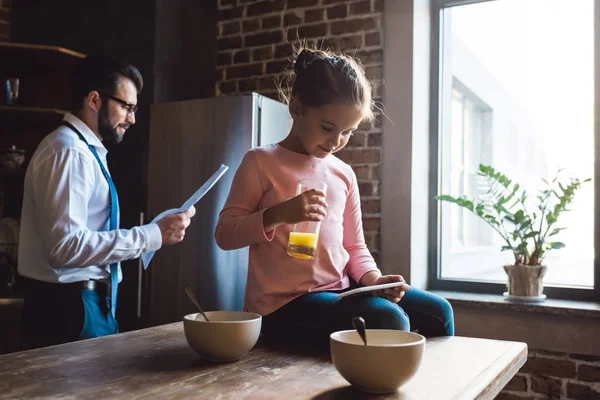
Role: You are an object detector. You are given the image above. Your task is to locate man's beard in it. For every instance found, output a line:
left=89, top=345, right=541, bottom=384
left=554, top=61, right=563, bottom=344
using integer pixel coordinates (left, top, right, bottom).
left=98, top=107, right=124, bottom=144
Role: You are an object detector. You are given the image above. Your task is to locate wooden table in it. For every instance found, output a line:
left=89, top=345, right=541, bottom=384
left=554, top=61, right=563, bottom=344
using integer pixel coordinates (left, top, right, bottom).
left=0, top=323, right=527, bottom=400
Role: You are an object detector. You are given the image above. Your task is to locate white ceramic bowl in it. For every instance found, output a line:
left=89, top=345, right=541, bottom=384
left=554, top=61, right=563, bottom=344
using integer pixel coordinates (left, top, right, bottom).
left=330, top=330, right=425, bottom=393
left=183, top=311, right=262, bottom=361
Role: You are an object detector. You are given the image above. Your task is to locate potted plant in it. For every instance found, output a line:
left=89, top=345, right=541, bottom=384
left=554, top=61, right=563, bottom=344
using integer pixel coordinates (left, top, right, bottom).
left=436, top=165, right=590, bottom=300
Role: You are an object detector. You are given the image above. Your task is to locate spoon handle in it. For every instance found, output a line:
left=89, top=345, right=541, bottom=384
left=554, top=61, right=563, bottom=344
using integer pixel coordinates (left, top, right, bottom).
left=185, top=286, right=210, bottom=322
left=352, top=316, right=368, bottom=346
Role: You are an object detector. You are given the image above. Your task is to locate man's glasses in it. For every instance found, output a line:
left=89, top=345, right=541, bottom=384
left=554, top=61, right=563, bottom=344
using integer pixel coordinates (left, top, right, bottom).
left=101, top=93, right=138, bottom=115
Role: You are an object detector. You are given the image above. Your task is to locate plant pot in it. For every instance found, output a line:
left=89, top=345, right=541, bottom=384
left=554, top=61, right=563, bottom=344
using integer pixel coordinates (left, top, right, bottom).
left=503, top=264, right=547, bottom=297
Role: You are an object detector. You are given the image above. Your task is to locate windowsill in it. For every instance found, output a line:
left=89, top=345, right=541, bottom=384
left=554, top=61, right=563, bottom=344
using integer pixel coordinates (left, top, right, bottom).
left=431, top=290, right=600, bottom=318
left=430, top=291, right=600, bottom=356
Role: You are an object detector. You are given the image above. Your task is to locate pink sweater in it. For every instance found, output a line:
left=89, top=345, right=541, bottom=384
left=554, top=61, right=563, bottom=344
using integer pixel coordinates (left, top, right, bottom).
left=215, top=144, right=379, bottom=316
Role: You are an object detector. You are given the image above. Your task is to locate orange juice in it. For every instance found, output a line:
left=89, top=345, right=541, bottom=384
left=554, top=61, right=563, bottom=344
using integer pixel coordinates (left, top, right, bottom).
left=287, top=232, right=319, bottom=259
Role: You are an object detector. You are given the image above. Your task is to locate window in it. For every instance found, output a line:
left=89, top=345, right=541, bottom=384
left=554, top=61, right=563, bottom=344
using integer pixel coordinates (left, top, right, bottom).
left=431, top=0, right=597, bottom=299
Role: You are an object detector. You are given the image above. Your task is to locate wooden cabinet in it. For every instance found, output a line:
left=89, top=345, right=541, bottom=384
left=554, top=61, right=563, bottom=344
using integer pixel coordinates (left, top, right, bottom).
left=0, top=43, right=84, bottom=354
left=0, top=42, right=84, bottom=219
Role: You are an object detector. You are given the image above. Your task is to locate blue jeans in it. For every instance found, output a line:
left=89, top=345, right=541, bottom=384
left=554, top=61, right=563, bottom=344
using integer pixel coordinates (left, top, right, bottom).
left=261, top=287, right=454, bottom=349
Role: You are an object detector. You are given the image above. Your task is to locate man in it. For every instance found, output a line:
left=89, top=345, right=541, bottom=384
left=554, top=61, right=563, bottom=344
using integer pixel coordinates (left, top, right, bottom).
left=18, top=55, right=195, bottom=349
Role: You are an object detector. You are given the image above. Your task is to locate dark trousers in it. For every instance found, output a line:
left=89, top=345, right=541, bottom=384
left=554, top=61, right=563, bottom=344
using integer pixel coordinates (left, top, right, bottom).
left=261, top=287, right=454, bottom=350
left=20, top=277, right=118, bottom=350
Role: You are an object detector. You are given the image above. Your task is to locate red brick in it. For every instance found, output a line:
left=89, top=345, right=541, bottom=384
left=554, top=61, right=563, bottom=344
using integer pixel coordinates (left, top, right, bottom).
left=358, top=120, right=372, bottom=131
left=253, top=46, right=274, bottom=61
left=567, top=382, right=600, bottom=400
left=305, top=9, right=324, bottom=23
left=260, top=90, right=280, bottom=100
left=338, top=35, right=363, bottom=51
left=215, top=68, right=224, bottom=82
left=571, top=354, right=600, bottom=362
left=219, top=6, right=244, bottom=20
left=284, top=12, right=302, bottom=26
left=234, top=50, right=250, bottom=64
left=266, top=60, right=288, bottom=74
left=359, top=180, right=374, bottom=196
left=217, top=52, right=232, bottom=66
left=373, top=233, right=380, bottom=250
left=374, top=0, right=382, bottom=12
left=521, top=358, right=576, bottom=378
left=362, top=217, right=380, bottom=231
left=238, top=79, right=258, bottom=92
left=327, top=4, right=347, bottom=19
left=323, top=0, right=348, bottom=4
left=258, top=76, right=278, bottom=90
left=243, top=19, right=261, bottom=33
left=366, top=66, right=383, bottom=80
left=245, top=30, right=283, bottom=47
left=371, top=165, right=381, bottom=180
left=227, top=63, right=264, bottom=79
left=368, top=133, right=381, bottom=147
left=347, top=132, right=366, bottom=147
left=365, top=32, right=380, bottom=47
left=239, top=0, right=260, bottom=3
left=218, top=36, right=242, bottom=50
left=343, top=148, right=379, bottom=163
left=221, top=20, right=240, bottom=36
left=262, top=15, right=281, bottom=30
left=287, top=0, right=319, bottom=8
left=274, top=43, right=294, bottom=59
left=219, top=0, right=236, bottom=6
left=531, top=375, right=562, bottom=398
left=318, top=37, right=338, bottom=50
left=355, top=49, right=383, bottom=65
left=219, top=80, right=237, bottom=94
left=361, top=198, right=380, bottom=214
left=578, top=364, right=600, bottom=382
left=247, top=0, right=285, bottom=16
left=350, top=1, right=371, bottom=15
left=289, top=23, right=329, bottom=40
left=331, top=17, right=378, bottom=35
left=353, top=165, right=370, bottom=180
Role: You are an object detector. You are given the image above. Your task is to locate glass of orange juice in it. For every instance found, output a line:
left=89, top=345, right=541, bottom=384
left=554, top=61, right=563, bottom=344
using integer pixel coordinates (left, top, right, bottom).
left=287, top=179, right=327, bottom=260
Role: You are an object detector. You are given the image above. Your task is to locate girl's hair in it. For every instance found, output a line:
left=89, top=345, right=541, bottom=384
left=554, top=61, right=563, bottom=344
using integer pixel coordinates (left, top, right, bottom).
left=277, top=44, right=374, bottom=122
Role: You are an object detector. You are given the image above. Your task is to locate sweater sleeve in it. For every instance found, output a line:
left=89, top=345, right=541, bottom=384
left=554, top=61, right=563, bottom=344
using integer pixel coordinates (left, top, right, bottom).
left=215, top=151, right=275, bottom=250
left=342, top=169, right=380, bottom=283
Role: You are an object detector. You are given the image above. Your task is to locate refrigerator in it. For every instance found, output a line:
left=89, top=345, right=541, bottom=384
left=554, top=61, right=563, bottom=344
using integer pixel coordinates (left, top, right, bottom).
left=145, top=93, right=291, bottom=326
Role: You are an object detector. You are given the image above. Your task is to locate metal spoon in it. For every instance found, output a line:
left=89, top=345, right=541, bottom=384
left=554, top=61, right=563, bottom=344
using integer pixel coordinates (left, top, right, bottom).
left=184, top=286, right=210, bottom=322
left=352, top=316, right=367, bottom=346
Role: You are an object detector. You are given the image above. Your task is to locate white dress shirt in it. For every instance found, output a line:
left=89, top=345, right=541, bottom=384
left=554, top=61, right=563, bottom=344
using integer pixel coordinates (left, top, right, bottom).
left=18, top=113, right=162, bottom=283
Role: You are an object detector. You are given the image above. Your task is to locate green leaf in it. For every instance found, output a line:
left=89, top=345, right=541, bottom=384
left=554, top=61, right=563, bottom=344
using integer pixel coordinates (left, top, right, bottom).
left=550, top=242, right=566, bottom=249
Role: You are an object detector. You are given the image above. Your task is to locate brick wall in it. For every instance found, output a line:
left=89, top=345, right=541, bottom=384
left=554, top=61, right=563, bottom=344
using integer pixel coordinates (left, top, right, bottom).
left=498, top=350, right=600, bottom=400
left=0, top=0, right=12, bottom=41
left=216, top=0, right=383, bottom=260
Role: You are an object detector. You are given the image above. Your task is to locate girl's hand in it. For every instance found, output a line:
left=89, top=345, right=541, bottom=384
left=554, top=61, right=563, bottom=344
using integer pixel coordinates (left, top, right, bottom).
left=263, top=189, right=327, bottom=231
left=361, top=272, right=410, bottom=303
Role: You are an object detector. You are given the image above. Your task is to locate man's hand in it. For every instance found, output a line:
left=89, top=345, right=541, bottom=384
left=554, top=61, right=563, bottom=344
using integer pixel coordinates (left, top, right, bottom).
left=156, top=206, right=196, bottom=245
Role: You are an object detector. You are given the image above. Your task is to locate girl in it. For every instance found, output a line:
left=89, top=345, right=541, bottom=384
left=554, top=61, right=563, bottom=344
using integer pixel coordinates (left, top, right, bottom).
left=215, top=46, right=454, bottom=348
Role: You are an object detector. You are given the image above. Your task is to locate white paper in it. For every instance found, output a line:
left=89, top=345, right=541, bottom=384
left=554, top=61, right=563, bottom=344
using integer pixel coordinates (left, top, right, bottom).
left=142, top=164, right=229, bottom=269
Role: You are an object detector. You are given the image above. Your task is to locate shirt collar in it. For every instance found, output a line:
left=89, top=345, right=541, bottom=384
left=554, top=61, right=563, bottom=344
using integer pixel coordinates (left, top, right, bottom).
left=63, top=113, right=108, bottom=156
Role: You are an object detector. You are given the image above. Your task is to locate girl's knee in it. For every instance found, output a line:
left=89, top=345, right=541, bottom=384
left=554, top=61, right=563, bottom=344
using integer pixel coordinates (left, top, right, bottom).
left=359, top=299, right=410, bottom=331
left=433, top=296, right=455, bottom=336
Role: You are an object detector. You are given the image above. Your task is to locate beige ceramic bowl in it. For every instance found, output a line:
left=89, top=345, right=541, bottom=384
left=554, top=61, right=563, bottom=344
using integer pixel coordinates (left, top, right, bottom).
left=183, top=311, right=262, bottom=361
left=330, top=330, right=425, bottom=393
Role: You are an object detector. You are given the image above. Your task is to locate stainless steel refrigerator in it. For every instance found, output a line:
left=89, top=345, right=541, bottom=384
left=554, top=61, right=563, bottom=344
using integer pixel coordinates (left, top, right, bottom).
left=145, top=93, right=290, bottom=326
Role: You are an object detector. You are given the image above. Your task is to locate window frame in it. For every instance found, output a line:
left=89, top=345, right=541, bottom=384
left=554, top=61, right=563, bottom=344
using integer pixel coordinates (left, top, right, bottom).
left=428, top=0, right=600, bottom=301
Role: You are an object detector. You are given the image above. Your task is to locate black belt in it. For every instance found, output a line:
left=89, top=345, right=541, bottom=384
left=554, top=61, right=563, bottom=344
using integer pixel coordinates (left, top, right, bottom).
left=21, top=276, right=110, bottom=296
